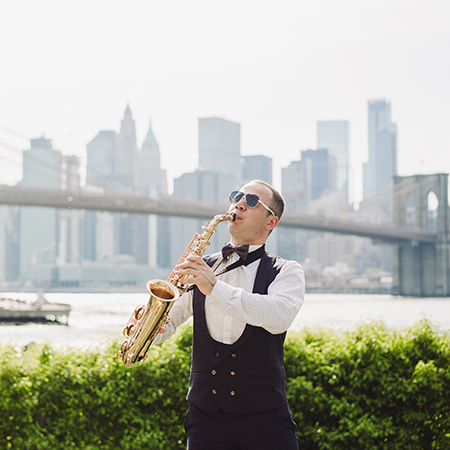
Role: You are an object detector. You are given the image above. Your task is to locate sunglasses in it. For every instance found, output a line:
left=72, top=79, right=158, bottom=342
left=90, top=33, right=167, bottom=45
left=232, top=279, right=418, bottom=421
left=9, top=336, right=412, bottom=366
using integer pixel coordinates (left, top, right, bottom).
left=229, top=191, right=276, bottom=217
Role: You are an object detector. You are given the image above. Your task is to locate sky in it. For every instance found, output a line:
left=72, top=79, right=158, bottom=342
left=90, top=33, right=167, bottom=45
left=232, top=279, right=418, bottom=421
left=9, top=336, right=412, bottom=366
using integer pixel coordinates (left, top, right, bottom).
left=1, top=0, right=449, bottom=203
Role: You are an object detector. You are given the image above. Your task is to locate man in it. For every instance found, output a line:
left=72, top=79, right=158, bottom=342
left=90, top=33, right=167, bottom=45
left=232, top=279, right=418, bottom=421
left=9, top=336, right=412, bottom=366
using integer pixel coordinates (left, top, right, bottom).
left=154, top=180, right=305, bottom=450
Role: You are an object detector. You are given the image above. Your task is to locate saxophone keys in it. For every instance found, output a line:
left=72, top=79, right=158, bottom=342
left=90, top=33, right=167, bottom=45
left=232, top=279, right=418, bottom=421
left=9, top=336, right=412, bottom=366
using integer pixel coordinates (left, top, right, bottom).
left=134, top=305, right=146, bottom=321
left=119, top=340, right=128, bottom=356
left=123, top=323, right=136, bottom=337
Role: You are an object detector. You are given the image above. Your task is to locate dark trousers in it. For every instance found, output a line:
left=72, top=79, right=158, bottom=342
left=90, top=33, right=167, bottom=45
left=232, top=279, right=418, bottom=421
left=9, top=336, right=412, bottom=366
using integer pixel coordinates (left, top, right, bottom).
left=184, top=404, right=299, bottom=450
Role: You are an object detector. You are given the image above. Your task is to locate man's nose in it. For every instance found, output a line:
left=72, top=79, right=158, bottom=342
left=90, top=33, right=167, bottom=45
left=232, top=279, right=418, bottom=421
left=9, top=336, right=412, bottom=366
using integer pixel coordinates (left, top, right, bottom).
left=235, top=196, right=247, bottom=210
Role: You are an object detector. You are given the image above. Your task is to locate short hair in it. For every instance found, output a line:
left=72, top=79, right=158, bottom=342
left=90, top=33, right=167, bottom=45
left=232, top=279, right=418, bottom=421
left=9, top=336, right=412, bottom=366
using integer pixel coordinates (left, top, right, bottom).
left=252, top=180, right=285, bottom=219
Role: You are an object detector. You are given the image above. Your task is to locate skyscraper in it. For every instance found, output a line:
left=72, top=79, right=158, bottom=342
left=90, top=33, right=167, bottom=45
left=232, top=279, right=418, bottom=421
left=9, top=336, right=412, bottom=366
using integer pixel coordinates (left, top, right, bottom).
left=242, top=155, right=273, bottom=185
left=198, top=117, right=241, bottom=184
left=114, top=105, right=138, bottom=191
left=281, top=159, right=311, bottom=212
left=20, top=137, right=61, bottom=280
left=300, top=149, right=337, bottom=201
left=363, top=99, right=397, bottom=214
left=86, top=130, right=117, bottom=190
left=317, top=120, right=349, bottom=199
left=0, top=205, right=19, bottom=283
left=85, top=107, right=168, bottom=267
left=169, top=169, right=235, bottom=268
left=57, top=155, right=82, bottom=265
left=278, top=149, right=338, bottom=263
left=138, top=122, right=168, bottom=196
left=167, top=117, right=242, bottom=268
left=85, top=130, right=117, bottom=261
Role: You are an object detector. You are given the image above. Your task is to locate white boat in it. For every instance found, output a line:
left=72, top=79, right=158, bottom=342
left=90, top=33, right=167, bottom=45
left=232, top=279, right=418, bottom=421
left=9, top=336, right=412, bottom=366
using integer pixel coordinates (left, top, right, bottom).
left=0, top=293, right=71, bottom=324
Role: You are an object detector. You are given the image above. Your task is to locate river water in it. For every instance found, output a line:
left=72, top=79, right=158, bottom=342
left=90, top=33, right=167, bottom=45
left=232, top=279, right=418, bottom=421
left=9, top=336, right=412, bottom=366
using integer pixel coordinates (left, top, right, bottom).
left=1, top=292, right=449, bottom=348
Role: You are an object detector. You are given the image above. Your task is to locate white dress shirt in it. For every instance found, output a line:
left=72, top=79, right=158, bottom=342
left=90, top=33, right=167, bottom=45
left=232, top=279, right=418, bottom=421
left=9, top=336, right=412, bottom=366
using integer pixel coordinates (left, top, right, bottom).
left=153, top=245, right=305, bottom=345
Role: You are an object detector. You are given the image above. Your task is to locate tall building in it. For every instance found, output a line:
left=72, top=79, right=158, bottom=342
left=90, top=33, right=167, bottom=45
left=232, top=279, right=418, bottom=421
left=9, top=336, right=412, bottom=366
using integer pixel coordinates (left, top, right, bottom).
left=242, top=155, right=272, bottom=185
left=114, top=105, right=138, bottom=191
left=281, top=149, right=337, bottom=213
left=279, top=157, right=312, bottom=263
left=137, top=123, right=169, bottom=268
left=281, top=159, right=311, bottom=212
left=0, top=205, right=20, bottom=283
left=86, top=130, right=117, bottom=189
left=167, top=117, right=242, bottom=268
left=57, top=155, right=82, bottom=265
left=169, top=170, right=235, bottom=268
left=138, top=122, right=168, bottom=196
left=363, top=99, right=397, bottom=214
left=198, top=117, right=241, bottom=184
left=19, top=137, right=61, bottom=281
left=301, top=149, right=337, bottom=201
left=85, top=107, right=168, bottom=268
left=317, top=120, right=349, bottom=200
left=85, top=129, right=116, bottom=262
left=279, top=149, right=337, bottom=263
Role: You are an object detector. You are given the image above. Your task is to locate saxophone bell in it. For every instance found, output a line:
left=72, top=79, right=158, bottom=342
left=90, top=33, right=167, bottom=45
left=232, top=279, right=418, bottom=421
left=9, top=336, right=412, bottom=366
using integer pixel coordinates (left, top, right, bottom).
left=117, top=280, right=180, bottom=366
left=118, top=212, right=235, bottom=367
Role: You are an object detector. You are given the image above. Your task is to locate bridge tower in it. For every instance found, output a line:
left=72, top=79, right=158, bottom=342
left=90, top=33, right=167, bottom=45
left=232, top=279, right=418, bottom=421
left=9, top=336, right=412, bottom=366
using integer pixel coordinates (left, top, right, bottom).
left=392, top=173, right=450, bottom=296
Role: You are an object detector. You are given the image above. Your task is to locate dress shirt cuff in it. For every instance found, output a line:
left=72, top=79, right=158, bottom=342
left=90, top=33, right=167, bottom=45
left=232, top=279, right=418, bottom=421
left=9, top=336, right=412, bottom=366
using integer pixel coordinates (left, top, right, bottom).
left=208, top=280, right=236, bottom=308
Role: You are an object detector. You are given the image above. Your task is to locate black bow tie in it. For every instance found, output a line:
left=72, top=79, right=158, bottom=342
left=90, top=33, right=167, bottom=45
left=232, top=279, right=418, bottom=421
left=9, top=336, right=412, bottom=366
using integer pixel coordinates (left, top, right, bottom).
left=222, top=243, right=249, bottom=260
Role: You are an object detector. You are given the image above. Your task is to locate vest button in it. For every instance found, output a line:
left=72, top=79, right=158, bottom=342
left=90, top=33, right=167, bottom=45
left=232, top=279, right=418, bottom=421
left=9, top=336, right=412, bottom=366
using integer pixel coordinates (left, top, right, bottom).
left=230, top=390, right=235, bottom=396
left=215, top=352, right=220, bottom=357
left=212, top=389, right=217, bottom=395
left=230, top=371, right=235, bottom=376
left=211, top=370, right=217, bottom=375
left=231, top=353, right=237, bottom=358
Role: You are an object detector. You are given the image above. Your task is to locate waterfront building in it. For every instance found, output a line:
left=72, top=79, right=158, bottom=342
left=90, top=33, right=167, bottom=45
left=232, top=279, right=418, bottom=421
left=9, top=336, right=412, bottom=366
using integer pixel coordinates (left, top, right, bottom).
left=86, top=130, right=117, bottom=189
left=279, top=148, right=338, bottom=265
left=363, top=99, right=397, bottom=215
left=317, top=120, right=349, bottom=200
left=84, top=107, right=168, bottom=268
left=0, top=205, right=20, bottom=284
left=242, top=154, right=272, bottom=185
left=137, top=122, right=168, bottom=196
left=57, top=155, right=82, bottom=265
left=167, top=117, right=242, bottom=268
left=114, top=104, right=139, bottom=191
left=169, top=169, right=234, bottom=268
left=198, top=117, right=241, bottom=184
left=301, top=149, right=337, bottom=200
left=19, top=137, right=61, bottom=281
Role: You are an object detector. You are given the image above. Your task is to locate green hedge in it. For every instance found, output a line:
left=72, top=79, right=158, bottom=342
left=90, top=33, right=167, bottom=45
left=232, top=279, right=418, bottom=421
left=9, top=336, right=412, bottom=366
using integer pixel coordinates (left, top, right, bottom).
left=1, top=319, right=449, bottom=450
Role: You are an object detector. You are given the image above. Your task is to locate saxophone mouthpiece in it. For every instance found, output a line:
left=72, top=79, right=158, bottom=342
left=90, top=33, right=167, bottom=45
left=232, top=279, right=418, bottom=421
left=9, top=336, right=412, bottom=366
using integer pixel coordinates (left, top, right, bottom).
left=230, top=213, right=237, bottom=221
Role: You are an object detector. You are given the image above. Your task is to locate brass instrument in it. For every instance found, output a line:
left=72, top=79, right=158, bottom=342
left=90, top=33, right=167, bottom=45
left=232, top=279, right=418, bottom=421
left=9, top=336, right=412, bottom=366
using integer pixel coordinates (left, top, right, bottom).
left=117, top=212, right=236, bottom=367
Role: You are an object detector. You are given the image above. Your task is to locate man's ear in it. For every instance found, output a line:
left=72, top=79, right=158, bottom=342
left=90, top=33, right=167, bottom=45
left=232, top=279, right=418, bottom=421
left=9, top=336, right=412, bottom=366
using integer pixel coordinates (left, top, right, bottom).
left=266, top=215, right=279, bottom=231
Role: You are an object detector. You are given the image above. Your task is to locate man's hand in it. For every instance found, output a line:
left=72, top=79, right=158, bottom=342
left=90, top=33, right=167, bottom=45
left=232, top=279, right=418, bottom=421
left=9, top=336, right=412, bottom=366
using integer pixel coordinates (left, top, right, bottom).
left=174, top=255, right=217, bottom=296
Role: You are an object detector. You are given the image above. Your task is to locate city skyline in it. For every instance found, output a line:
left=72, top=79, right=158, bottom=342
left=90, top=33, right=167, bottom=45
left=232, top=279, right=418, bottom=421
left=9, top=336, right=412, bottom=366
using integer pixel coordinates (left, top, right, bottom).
left=1, top=0, right=449, bottom=203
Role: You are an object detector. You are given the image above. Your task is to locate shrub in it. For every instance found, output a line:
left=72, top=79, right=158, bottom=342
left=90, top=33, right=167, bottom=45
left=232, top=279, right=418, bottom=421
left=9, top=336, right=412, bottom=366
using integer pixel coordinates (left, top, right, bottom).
left=285, top=319, right=450, bottom=449
left=1, top=320, right=449, bottom=449
left=0, top=325, right=193, bottom=450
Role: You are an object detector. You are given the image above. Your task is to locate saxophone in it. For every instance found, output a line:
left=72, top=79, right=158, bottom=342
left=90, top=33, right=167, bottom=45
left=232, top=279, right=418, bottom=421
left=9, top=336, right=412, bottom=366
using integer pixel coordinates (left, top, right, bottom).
left=117, top=212, right=236, bottom=367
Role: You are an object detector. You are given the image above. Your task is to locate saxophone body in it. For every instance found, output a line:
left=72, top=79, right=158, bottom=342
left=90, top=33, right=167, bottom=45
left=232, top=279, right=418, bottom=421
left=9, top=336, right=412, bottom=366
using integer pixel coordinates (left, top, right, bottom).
left=118, top=212, right=235, bottom=367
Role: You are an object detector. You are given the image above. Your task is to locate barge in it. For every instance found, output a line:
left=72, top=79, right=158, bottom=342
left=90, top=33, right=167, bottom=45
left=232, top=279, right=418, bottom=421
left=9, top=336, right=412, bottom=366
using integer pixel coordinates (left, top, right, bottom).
left=0, top=294, right=71, bottom=324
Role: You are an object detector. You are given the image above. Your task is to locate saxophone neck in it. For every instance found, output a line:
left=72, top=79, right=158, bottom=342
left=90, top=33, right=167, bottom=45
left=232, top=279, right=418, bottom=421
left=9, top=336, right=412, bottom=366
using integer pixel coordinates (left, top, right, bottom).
left=206, top=212, right=236, bottom=230
left=167, top=212, right=235, bottom=291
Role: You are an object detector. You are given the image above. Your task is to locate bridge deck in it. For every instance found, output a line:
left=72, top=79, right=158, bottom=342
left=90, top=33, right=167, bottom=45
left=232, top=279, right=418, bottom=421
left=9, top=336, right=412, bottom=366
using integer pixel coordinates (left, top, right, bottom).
left=0, top=185, right=436, bottom=244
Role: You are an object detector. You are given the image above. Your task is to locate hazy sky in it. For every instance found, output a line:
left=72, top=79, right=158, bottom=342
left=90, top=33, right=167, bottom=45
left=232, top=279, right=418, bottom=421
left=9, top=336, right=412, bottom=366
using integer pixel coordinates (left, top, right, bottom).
left=1, top=0, right=449, bottom=202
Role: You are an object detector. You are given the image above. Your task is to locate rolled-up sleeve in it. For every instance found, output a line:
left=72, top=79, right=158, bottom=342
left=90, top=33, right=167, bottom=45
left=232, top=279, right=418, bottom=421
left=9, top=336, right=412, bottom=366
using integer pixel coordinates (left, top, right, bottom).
left=207, top=260, right=305, bottom=335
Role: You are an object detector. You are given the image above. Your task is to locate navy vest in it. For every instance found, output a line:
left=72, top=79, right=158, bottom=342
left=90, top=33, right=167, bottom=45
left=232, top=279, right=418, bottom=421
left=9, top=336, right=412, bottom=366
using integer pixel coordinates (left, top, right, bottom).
left=186, top=251, right=288, bottom=416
